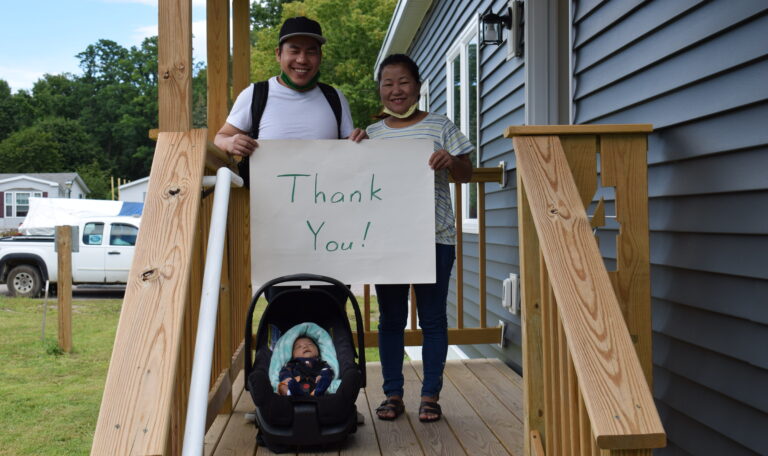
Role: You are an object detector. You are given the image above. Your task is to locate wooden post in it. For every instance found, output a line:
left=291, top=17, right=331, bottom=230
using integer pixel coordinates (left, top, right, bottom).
left=518, top=177, right=545, bottom=456
left=232, top=0, right=251, bottom=96
left=56, top=225, right=72, bottom=353
left=207, top=0, right=230, bottom=142
left=158, top=0, right=193, bottom=132
left=454, top=185, right=463, bottom=328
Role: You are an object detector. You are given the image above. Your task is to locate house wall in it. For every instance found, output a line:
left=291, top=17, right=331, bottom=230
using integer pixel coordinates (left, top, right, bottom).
left=119, top=182, right=148, bottom=203
left=70, top=181, right=87, bottom=199
left=0, top=179, right=56, bottom=230
left=571, top=1, right=768, bottom=454
left=406, top=0, right=525, bottom=367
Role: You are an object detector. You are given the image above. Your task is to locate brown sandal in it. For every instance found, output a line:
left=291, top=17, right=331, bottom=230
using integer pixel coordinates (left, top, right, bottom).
left=376, top=397, right=405, bottom=421
left=418, top=400, right=442, bottom=422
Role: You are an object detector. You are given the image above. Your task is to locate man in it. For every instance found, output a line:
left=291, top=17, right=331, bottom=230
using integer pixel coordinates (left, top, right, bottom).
left=216, top=16, right=362, bottom=303
left=214, top=16, right=365, bottom=157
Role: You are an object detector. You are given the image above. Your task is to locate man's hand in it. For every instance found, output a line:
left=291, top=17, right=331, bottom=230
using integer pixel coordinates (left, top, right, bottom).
left=227, top=133, right=258, bottom=157
left=214, top=123, right=258, bottom=157
left=347, top=128, right=368, bottom=143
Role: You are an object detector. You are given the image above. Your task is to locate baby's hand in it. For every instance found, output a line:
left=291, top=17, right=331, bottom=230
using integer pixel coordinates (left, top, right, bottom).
left=288, top=378, right=309, bottom=396
left=313, top=369, right=333, bottom=396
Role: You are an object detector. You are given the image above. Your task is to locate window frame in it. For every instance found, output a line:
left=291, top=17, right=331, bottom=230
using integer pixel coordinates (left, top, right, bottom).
left=419, top=79, right=430, bottom=111
left=109, top=223, right=139, bottom=246
left=4, top=191, right=42, bottom=217
left=445, top=16, right=481, bottom=234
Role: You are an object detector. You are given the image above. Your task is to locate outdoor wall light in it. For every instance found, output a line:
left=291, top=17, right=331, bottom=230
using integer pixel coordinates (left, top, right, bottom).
left=480, top=1, right=524, bottom=57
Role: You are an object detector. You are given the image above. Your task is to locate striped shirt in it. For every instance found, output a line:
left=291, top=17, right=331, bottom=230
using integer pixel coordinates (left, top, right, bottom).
left=366, top=113, right=474, bottom=245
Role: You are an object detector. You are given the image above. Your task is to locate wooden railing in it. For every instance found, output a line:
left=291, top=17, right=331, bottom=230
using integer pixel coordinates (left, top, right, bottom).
left=92, top=133, right=511, bottom=454
left=355, top=165, right=506, bottom=348
left=92, top=130, right=249, bottom=455
left=507, top=125, right=665, bottom=455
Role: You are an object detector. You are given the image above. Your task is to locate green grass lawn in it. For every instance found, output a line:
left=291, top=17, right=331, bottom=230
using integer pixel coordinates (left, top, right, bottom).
left=0, top=296, right=122, bottom=456
left=0, top=294, right=380, bottom=455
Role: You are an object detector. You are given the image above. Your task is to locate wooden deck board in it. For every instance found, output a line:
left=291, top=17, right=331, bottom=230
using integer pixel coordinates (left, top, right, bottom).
left=340, top=389, right=381, bottom=456
left=403, top=361, right=465, bottom=456
left=445, top=360, right=524, bottom=455
left=412, top=360, right=510, bottom=456
left=365, top=361, right=423, bottom=455
left=465, top=360, right=525, bottom=424
left=212, top=374, right=257, bottom=456
left=204, top=360, right=523, bottom=456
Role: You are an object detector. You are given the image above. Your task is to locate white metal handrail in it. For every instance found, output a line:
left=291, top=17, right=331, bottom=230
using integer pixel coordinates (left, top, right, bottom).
left=182, top=167, right=243, bottom=456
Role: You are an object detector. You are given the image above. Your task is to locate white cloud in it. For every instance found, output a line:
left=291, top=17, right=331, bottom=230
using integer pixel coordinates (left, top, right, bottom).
left=192, top=20, right=207, bottom=64
left=132, top=24, right=158, bottom=44
left=0, top=66, right=47, bottom=92
left=129, top=21, right=207, bottom=64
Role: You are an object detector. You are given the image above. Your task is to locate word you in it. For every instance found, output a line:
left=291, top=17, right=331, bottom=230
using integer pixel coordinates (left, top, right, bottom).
left=307, top=220, right=372, bottom=252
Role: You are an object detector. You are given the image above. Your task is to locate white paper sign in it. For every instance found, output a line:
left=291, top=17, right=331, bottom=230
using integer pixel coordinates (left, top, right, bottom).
left=250, top=139, right=436, bottom=286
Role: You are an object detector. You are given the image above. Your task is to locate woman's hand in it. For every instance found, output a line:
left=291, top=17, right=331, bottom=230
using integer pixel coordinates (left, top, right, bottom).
left=347, top=128, right=368, bottom=143
left=428, top=150, right=473, bottom=183
left=428, top=149, right=454, bottom=170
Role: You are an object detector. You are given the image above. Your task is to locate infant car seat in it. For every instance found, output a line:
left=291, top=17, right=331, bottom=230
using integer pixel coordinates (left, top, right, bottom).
left=244, top=274, right=366, bottom=452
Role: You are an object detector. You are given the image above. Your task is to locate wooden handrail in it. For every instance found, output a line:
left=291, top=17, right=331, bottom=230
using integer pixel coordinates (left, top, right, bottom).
left=506, top=124, right=653, bottom=136
left=205, top=141, right=237, bottom=172
left=513, top=135, right=665, bottom=450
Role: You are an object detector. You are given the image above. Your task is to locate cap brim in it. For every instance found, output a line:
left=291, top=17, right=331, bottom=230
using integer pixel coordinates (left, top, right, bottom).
left=280, top=32, right=326, bottom=45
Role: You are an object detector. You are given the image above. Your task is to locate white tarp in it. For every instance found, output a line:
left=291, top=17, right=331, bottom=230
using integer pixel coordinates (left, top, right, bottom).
left=19, top=197, right=126, bottom=235
left=250, top=139, right=436, bottom=286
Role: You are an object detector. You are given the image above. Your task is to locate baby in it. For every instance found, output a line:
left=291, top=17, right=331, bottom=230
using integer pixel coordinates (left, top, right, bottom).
left=278, top=336, right=334, bottom=396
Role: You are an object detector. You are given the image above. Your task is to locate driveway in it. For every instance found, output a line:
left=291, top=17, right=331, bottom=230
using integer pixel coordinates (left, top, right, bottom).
left=1, top=284, right=126, bottom=300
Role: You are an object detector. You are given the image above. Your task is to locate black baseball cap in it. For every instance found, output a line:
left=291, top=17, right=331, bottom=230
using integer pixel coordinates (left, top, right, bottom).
left=279, top=16, right=326, bottom=45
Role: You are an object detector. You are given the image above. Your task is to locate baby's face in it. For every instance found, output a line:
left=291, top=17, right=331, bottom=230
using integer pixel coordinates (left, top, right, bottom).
left=292, top=337, right=319, bottom=358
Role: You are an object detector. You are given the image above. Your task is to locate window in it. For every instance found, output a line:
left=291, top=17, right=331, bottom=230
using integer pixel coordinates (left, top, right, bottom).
left=419, top=79, right=430, bottom=111
left=4, top=191, right=42, bottom=217
left=446, top=17, right=480, bottom=231
left=83, top=223, right=104, bottom=245
left=110, top=223, right=138, bottom=246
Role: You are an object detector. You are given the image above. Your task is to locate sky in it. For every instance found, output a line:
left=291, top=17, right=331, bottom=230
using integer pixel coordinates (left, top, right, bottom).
left=0, top=0, right=209, bottom=93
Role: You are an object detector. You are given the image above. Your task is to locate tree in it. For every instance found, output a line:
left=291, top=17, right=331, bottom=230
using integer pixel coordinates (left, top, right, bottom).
left=249, top=0, right=397, bottom=128
left=0, top=80, right=20, bottom=142
left=0, top=80, right=35, bottom=142
left=74, top=38, right=160, bottom=180
left=251, top=0, right=298, bottom=30
left=0, top=117, right=101, bottom=173
left=77, top=160, right=112, bottom=200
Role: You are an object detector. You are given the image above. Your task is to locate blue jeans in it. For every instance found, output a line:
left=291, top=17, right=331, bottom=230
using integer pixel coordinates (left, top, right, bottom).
left=376, top=244, right=456, bottom=398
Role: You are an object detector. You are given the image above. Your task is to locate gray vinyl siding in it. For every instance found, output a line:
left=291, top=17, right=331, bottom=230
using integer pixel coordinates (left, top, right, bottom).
left=573, top=1, right=768, bottom=454
left=404, top=0, right=525, bottom=368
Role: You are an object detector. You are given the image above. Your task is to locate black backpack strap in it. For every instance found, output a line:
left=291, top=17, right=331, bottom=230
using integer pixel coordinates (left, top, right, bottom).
left=318, top=82, right=343, bottom=139
left=250, top=81, right=269, bottom=139
left=238, top=81, right=270, bottom=188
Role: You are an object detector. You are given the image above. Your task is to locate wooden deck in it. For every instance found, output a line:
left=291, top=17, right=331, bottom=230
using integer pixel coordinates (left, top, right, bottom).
left=204, top=359, right=524, bottom=456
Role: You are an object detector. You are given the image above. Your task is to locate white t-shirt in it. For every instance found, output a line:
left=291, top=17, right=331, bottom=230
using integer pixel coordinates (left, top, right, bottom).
left=226, top=77, right=354, bottom=139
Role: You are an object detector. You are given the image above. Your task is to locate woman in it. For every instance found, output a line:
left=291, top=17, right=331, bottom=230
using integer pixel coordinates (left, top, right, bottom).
left=365, top=54, right=473, bottom=423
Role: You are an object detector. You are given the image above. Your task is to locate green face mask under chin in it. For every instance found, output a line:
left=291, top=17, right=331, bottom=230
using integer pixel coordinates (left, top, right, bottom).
left=383, top=103, right=419, bottom=119
left=279, top=71, right=320, bottom=91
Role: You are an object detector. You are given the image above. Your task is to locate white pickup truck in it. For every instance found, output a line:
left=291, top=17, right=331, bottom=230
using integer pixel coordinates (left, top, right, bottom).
left=0, top=216, right=140, bottom=297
